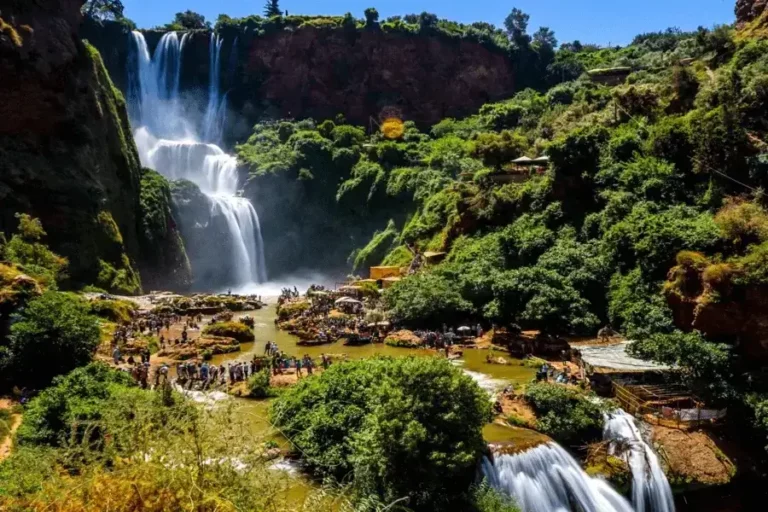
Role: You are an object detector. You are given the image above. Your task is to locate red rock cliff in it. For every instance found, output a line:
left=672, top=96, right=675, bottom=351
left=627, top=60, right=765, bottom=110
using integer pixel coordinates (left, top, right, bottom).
left=241, top=27, right=515, bottom=126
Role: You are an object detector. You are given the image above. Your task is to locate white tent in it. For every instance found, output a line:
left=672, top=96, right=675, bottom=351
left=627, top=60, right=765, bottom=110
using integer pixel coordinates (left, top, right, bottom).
left=512, top=156, right=533, bottom=163
left=335, top=297, right=362, bottom=305
left=577, top=342, right=672, bottom=372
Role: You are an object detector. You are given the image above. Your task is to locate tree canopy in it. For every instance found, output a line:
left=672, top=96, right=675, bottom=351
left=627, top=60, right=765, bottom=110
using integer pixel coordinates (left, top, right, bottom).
left=271, top=356, right=492, bottom=510
left=263, top=0, right=281, bottom=18
left=82, top=0, right=125, bottom=21
left=1, top=292, right=100, bottom=388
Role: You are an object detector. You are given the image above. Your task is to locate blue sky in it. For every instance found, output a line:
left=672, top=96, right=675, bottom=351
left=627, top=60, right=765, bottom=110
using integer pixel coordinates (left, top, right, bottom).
left=123, top=0, right=736, bottom=46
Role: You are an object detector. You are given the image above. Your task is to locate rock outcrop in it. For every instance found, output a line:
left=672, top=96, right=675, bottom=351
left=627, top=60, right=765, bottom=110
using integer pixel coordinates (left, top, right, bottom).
left=0, top=1, right=189, bottom=293
left=736, top=0, right=768, bottom=26
left=664, top=254, right=768, bottom=362
left=238, top=27, right=515, bottom=128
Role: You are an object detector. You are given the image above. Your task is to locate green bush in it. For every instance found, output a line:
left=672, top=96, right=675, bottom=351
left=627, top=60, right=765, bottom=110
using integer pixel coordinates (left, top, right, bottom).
left=202, top=322, right=255, bottom=342
left=524, top=382, right=612, bottom=444
left=271, top=356, right=492, bottom=511
left=246, top=369, right=272, bottom=398
left=1, top=214, right=68, bottom=288
left=16, top=362, right=136, bottom=446
left=2, top=292, right=100, bottom=388
left=471, top=483, right=521, bottom=512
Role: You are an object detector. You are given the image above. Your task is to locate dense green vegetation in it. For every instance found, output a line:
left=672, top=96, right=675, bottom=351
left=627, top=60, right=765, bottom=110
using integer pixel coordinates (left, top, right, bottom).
left=0, top=292, right=100, bottom=389
left=1, top=363, right=350, bottom=511
left=239, top=23, right=768, bottom=452
left=0, top=214, right=68, bottom=289
left=271, top=356, right=492, bottom=511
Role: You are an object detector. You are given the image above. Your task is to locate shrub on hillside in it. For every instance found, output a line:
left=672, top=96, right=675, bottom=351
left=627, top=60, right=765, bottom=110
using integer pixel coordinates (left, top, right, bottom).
left=1, top=214, right=68, bottom=288
left=202, top=321, right=255, bottom=342
left=271, top=356, right=492, bottom=510
left=246, top=369, right=272, bottom=398
left=1, top=292, right=100, bottom=388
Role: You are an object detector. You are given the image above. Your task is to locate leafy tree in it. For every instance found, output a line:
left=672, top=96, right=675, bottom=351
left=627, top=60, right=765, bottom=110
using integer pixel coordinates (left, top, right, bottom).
left=364, top=7, right=379, bottom=28
left=419, top=12, right=438, bottom=31
left=472, top=484, right=521, bottom=512
left=246, top=369, right=272, bottom=398
left=533, top=26, right=557, bottom=48
left=263, top=0, right=281, bottom=18
left=171, top=10, right=210, bottom=30
left=2, top=214, right=68, bottom=287
left=271, top=357, right=492, bottom=511
left=384, top=271, right=473, bottom=328
left=82, top=0, right=125, bottom=21
left=504, top=8, right=530, bottom=46
left=629, top=331, right=734, bottom=401
left=1, top=292, right=100, bottom=388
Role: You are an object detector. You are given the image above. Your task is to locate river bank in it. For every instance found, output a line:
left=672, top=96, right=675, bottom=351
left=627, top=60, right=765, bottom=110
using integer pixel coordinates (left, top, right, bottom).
left=90, top=288, right=744, bottom=512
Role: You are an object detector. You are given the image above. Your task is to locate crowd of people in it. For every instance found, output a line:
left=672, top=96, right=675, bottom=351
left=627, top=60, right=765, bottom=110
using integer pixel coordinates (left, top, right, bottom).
left=412, top=323, right=484, bottom=349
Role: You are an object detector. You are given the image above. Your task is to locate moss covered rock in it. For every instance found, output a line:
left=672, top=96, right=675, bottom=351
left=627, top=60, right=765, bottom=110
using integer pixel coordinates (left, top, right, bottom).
left=202, top=321, right=255, bottom=343
left=137, top=169, right=192, bottom=291
left=0, top=2, right=144, bottom=295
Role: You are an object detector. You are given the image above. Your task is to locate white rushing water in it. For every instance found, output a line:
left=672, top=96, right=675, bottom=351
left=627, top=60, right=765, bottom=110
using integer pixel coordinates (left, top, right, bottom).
left=483, top=442, right=634, bottom=512
left=603, top=410, right=675, bottom=512
left=128, top=31, right=267, bottom=286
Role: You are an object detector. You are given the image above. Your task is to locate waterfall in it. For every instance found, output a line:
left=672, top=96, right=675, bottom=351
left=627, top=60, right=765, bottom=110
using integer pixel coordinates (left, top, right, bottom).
left=603, top=410, right=675, bottom=512
left=128, top=30, right=267, bottom=286
left=483, top=443, right=634, bottom=512
left=202, top=33, right=224, bottom=144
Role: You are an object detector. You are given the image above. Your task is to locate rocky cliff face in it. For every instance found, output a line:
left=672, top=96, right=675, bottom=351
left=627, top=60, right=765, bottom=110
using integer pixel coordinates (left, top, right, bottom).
left=84, top=24, right=516, bottom=138
left=736, top=0, right=768, bottom=25
left=665, top=258, right=768, bottom=363
left=0, top=0, right=189, bottom=293
left=238, top=27, right=514, bottom=128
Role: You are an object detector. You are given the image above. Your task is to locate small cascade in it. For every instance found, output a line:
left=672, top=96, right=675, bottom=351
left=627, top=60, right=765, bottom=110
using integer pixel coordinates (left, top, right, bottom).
left=483, top=442, right=634, bottom=512
left=603, top=410, right=675, bottom=512
left=128, top=31, right=267, bottom=287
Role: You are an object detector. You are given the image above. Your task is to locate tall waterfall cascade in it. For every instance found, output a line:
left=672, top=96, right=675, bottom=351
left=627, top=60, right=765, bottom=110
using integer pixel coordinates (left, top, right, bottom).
left=127, top=31, right=267, bottom=286
left=483, top=443, right=634, bottom=512
left=603, top=410, right=675, bottom=512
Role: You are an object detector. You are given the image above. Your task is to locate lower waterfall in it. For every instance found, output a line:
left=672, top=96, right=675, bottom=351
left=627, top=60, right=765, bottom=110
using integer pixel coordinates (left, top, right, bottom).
left=483, top=442, right=634, bottom=512
left=603, top=410, right=675, bottom=512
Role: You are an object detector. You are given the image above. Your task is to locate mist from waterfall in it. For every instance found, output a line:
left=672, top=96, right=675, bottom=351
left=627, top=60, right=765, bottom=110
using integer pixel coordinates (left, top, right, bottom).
left=128, top=31, right=267, bottom=286
left=603, top=410, right=675, bottom=512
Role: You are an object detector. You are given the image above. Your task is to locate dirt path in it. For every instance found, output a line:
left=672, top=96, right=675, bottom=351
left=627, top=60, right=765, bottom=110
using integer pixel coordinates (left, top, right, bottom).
left=0, top=398, right=22, bottom=462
